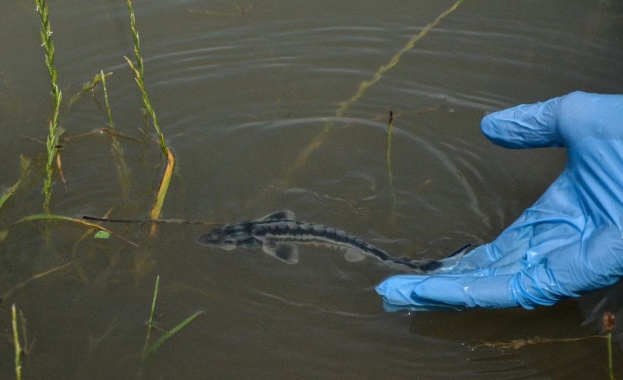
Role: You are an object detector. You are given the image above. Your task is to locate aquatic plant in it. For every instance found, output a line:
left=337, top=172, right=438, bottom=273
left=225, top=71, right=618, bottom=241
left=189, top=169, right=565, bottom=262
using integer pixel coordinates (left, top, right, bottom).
left=143, top=275, right=160, bottom=357
left=603, top=311, right=616, bottom=380
left=124, top=0, right=166, bottom=155
left=67, top=71, right=112, bottom=107
left=386, top=107, right=397, bottom=200
left=0, top=213, right=139, bottom=246
left=100, top=70, right=131, bottom=199
left=3, top=263, right=74, bottom=301
left=473, top=313, right=619, bottom=379
left=139, top=276, right=204, bottom=369
left=125, top=0, right=176, bottom=236
left=12, top=304, right=22, bottom=380
left=0, top=2, right=206, bottom=377
left=35, top=0, right=63, bottom=213
left=287, top=0, right=466, bottom=177
left=0, top=180, right=22, bottom=212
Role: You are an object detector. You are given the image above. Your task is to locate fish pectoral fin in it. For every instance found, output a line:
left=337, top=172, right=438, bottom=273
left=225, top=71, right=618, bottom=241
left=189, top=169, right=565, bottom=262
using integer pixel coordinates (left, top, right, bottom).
left=344, top=249, right=365, bottom=262
left=257, top=210, right=296, bottom=222
left=262, top=242, right=300, bottom=264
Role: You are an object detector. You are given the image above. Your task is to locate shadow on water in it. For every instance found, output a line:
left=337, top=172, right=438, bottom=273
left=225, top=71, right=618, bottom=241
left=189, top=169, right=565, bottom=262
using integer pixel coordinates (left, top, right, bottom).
left=1, top=0, right=623, bottom=378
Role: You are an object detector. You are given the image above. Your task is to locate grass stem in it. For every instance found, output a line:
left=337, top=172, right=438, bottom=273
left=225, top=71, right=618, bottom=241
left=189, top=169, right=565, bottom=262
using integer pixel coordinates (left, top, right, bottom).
left=100, top=70, right=114, bottom=130
left=4, top=263, right=74, bottom=301
left=386, top=107, right=396, bottom=199
left=144, top=275, right=159, bottom=350
left=125, top=0, right=167, bottom=155
left=335, top=0, right=464, bottom=117
left=35, top=0, right=63, bottom=214
left=125, top=0, right=175, bottom=235
left=603, top=311, right=616, bottom=380
left=608, top=331, right=614, bottom=380
left=386, top=107, right=398, bottom=223
left=141, top=276, right=204, bottom=364
left=287, top=0, right=465, bottom=176
left=12, top=304, right=22, bottom=380
left=100, top=70, right=131, bottom=199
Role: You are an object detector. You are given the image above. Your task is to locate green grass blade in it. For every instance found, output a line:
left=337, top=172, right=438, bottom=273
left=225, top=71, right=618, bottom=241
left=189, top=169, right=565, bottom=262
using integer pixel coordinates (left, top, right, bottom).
left=100, top=69, right=132, bottom=199
left=100, top=70, right=115, bottom=130
left=145, top=275, right=160, bottom=343
left=142, top=311, right=204, bottom=363
left=68, top=71, right=112, bottom=107
left=141, top=276, right=204, bottom=363
left=0, top=180, right=22, bottom=212
left=124, top=0, right=168, bottom=155
left=36, top=0, right=63, bottom=213
left=124, top=0, right=174, bottom=235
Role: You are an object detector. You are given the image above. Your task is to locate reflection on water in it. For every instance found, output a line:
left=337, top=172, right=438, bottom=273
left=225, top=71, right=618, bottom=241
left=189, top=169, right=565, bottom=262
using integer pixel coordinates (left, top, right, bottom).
left=1, top=0, right=623, bottom=378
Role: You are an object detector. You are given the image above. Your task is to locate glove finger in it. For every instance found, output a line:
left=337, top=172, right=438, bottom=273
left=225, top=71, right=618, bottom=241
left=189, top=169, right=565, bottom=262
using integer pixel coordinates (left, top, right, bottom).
left=410, top=273, right=518, bottom=308
left=408, top=269, right=560, bottom=309
left=481, top=96, right=563, bottom=149
left=376, top=275, right=429, bottom=306
left=411, top=226, right=623, bottom=309
left=377, top=271, right=518, bottom=309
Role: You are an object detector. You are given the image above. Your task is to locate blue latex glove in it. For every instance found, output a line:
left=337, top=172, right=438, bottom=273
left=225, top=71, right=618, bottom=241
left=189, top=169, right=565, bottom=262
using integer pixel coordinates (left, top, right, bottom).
left=377, top=91, right=623, bottom=310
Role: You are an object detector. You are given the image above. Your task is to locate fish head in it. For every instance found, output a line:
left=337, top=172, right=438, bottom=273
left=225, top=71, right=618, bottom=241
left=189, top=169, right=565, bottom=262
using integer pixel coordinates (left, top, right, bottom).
left=197, top=222, right=260, bottom=251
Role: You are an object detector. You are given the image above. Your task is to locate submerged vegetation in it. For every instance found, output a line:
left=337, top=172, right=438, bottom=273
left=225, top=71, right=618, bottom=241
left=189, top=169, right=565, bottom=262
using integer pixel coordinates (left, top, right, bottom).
left=138, top=276, right=204, bottom=377
left=286, top=0, right=466, bottom=178
left=12, top=305, right=22, bottom=380
left=124, top=0, right=176, bottom=237
left=2, top=0, right=197, bottom=377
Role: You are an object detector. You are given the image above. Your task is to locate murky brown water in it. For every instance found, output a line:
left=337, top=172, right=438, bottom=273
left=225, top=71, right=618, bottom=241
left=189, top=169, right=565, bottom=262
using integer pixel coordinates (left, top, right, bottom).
left=1, top=0, right=623, bottom=378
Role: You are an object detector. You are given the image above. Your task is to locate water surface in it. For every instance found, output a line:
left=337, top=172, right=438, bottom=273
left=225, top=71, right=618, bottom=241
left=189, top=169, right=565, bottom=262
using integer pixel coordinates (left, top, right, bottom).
left=1, top=0, right=623, bottom=378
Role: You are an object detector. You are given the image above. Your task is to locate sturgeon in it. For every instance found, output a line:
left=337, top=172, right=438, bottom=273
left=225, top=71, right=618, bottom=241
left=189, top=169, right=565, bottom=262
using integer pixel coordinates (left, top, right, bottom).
left=197, top=210, right=469, bottom=272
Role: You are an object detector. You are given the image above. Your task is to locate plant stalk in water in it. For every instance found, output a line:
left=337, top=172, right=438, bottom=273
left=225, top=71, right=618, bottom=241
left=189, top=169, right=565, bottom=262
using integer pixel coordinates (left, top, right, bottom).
left=144, top=275, right=160, bottom=350
left=386, top=107, right=399, bottom=224
left=125, top=0, right=167, bottom=155
left=386, top=107, right=396, bottom=199
left=140, top=276, right=203, bottom=366
left=36, top=0, right=63, bottom=213
left=125, top=0, right=176, bottom=236
left=603, top=311, right=616, bottom=380
left=12, top=304, right=22, bottom=380
left=100, top=70, right=131, bottom=199
left=287, top=0, right=465, bottom=177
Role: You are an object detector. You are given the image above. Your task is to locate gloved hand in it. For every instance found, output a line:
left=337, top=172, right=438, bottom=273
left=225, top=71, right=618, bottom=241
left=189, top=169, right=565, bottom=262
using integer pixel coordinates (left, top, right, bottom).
left=376, top=91, right=623, bottom=310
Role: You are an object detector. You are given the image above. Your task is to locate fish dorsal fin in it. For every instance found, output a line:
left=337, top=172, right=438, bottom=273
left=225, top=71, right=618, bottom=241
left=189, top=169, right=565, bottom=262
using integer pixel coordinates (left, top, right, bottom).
left=261, top=242, right=300, bottom=264
left=257, top=210, right=295, bottom=222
